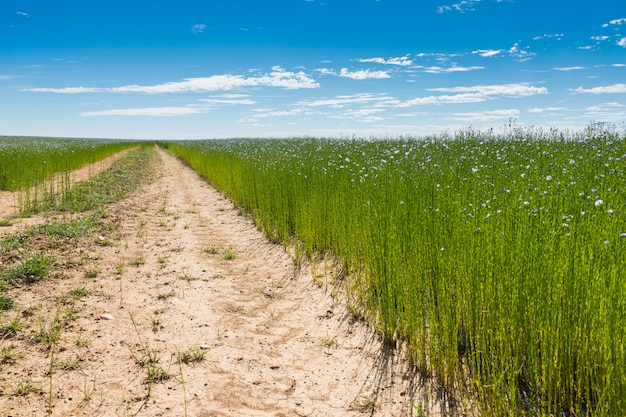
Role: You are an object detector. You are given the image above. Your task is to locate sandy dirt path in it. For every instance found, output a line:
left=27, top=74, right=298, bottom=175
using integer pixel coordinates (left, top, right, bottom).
left=0, top=147, right=457, bottom=416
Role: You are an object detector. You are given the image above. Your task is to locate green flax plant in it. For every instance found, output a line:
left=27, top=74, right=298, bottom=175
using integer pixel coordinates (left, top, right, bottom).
left=161, top=123, right=626, bottom=416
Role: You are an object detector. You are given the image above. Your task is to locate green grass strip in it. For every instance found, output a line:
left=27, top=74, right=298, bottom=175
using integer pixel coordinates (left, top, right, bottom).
left=22, top=145, right=156, bottom=215
left=0, top=214, right=103, bottom=253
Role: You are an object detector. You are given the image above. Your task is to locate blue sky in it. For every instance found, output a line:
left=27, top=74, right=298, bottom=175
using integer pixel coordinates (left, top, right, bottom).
left=2, top=0, right=626, bottom=139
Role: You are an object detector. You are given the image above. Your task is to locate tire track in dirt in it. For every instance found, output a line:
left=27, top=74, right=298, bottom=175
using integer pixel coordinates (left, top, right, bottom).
left=0, top=147, right=458, bottom=416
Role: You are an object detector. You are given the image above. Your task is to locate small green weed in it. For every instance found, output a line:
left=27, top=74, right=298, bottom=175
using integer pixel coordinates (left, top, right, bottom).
left=84, top=268, right=100, bottom=278
left=157, top=290, right=175, bottom=301
left=66, top=287, right=91, bottom=301
left=94, top=237, right=113, bottom=246
left=226, top=305, right=244, bottom=314
left=15, top=380, right=40, bottom=396
left=0, top=293, right=14, bottom=312
left=31, top=314, right=63, bottom=350
left=75, top=333, right=91, bottom=348
left=3, top=254, right=55, bottom=283
left=136, top=349, right=170, bottom=384
left=56, top=356, right=85, bottom=371
left=130, top=255, right=145, bottom=267
left=222, top=247, right=237, bottom=260
left=0, top=345, right=22, bottom=365
left=146, top=361, right=170, bottom=384
left=320, top=336, right=336, bottom=348
left=179, top=271, right=198, bottom=282
left=0, top=316, right=23, bottom=338
left=177, top=347, right=206, bottom=365
left=204, top=245, right=220, bottom=255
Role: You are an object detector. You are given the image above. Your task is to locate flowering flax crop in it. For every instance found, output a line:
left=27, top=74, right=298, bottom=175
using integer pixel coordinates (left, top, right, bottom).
left=0, top=136, right=138, bottom=192
left=161, top=123, right=626, bottom=416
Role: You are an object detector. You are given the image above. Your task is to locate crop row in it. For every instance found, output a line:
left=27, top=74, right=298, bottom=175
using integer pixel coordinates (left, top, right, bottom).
left=161, top=123, right=626, bottom=416
left=0, top=136, right=138, bottom=192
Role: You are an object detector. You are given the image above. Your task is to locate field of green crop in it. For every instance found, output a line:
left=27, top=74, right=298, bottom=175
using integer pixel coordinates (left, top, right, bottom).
left=161, top=123, right=626, bottom=416
left=0, top=136, right=138, bottom=192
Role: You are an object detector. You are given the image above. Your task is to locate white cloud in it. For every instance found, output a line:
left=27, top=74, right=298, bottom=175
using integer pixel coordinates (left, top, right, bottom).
left=300, top=93, right=398, bottom=108
left=591, top=35, right=610, bottom=41
left=423, top=65, right=484, bottom=74
left=191, top=24, right=207, bottom=34
left=619, top=38, right=626, bottom=47
left=554, top=66, right=586, bottom=71
left=198, top=97, right=256, bottom=106
left=585, top=102, right=624, bottom=111
left=331, top=108, right=386, bottom=123
left=248, top=108, right=306, bottom=120
left=400, top=83, right=547, bottom=107
left=356, top=56, right=413, bottom=66
left=338, top=68, right=391, bottom=79
left=533, top=33, right=564, bottom=41
left=316, top=67, right=391, bottom=79
left=508, top=43, right=535, bottom=61
left=404, top=93, right=487, bottom=105
left=27, top=86, right=102, bottom=94
left=472, top=49, right=502, bottom=57
left=218, top=93, right=253, bottom=98
left=436, top=0, right=482, bottom=13
left=574, top=84, right=626, bottom=94
left=81, top=107, right=202, bottom=117
left=303, top=83, right=547, bottom=112
left=603, top=18, right=626, bottom=27
left=583, top=103, right=626, bottom=120
left=612, top=63, right=626, bottom=67
left=415, top=52, right=461, bottom=60
left=446, top=109, right=520, bottom=122
left=24, top=68, right=320, bottom=94
left=528, top=107, right=566, bottom=113
left=316, top=68, right=337, bottom=76
left=342, top=108, right=385, bottom=117
left=428, top=83, right=548, bottom=97
left=16, top=11, right=29, bottom=17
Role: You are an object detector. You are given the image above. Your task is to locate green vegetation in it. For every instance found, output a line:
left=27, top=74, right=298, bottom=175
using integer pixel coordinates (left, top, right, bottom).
left=0, top=316, right=23, bottom=338
left=0, top=293, right=13, bottom=312
left=221, top=247, right=237, bottom=260
left=161, top=122, right=626, bottom=416
left=177, top=347, right=206, bottom=364
left=22, top=145, right=156, bottom=214
left=31, top=312, right=63, bottom=349
left=14, top=380, right=41, bottom=396
left=0, top=136, right=138, bottom=192
left=65, top=287, right=91, bottom=301
left=1, top=214, right=102, bottom=253
left=2, top=254, right=55, bottom=284
left=0, top=141, right=160, bottom=413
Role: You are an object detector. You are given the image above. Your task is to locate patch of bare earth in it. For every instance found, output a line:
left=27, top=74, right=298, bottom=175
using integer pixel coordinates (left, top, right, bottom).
left=0, top=148, right=461, bottom=416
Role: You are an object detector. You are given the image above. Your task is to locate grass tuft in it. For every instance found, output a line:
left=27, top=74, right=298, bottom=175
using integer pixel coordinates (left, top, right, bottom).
left=2, top=254, right=55, bottom=283
left=177, top=347, right=206, bottom=364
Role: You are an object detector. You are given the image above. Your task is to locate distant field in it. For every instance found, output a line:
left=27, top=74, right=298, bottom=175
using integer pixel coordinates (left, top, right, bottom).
left=161, top=123, right=626, bottom=416
left=0, top=136, right=138, bottom=192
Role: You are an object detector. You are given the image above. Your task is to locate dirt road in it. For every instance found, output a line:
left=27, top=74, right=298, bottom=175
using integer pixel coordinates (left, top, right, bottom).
left=0, top=148, right=455, bottom=416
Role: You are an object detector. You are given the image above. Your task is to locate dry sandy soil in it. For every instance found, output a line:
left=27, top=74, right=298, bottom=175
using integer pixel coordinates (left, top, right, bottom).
left=0, top=148, right=461, bottom=416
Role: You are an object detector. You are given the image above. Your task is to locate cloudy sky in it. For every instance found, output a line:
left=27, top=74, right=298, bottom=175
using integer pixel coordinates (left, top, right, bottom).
left=2, top=0, right=626, bottom=139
